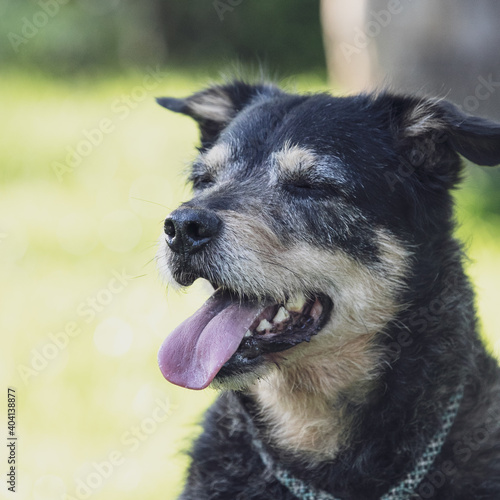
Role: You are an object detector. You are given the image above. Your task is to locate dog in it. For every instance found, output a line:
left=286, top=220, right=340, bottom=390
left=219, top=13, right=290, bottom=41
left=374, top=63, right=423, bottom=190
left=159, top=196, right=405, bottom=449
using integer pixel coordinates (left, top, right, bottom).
left=155, top=81, right=500, bottom=499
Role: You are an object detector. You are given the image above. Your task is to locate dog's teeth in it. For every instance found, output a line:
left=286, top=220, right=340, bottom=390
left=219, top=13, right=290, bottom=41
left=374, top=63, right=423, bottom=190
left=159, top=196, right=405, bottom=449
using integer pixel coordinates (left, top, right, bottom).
left=285, top=292, right=306, bottom=312
left=310, top=299, right=323, bottom=321
left=273, top=306, right=290, bottom=324
left=244, top=329, right=252, bottom=338
left=256, top=319, right=272, bottom=332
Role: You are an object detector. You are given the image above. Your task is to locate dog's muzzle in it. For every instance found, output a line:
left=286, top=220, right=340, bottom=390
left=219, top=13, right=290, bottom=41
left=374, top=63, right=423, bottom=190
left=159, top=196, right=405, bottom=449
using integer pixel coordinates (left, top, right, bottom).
left=159, top=205, right=334, bottom=391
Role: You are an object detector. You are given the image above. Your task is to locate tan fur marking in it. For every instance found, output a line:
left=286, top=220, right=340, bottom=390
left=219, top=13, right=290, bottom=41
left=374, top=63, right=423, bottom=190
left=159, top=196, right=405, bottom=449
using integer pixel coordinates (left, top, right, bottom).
left=188, top=89, right=234, bottom=123
left=274, top=143, right=317, bottom=175
left=200, top=143, right=232, bottom=174
left=404, top=101, right=445, bottom=137
left=252, top=334, right=380, bottom=458
left=248, top=230, right=409, bottom=461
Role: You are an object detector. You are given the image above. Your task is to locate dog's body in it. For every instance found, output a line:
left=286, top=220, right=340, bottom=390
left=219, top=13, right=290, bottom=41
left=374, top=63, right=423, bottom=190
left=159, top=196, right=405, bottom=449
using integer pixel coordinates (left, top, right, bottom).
left=155, top=82, right=500, bottom=499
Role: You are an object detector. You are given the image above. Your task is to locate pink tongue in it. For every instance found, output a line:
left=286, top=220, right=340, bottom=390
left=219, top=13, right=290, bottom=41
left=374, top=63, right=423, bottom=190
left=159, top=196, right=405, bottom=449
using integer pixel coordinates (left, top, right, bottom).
left=158, top=292, right=265, bottom=390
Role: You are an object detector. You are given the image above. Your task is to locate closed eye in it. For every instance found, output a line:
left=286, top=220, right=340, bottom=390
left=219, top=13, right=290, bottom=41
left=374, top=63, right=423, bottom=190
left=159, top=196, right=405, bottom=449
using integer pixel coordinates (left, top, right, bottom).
left=191, top=173, right=215, bottom=190
left=282, top=177, right=341, bottom=198
left=284, top=181, right=313, bottom=193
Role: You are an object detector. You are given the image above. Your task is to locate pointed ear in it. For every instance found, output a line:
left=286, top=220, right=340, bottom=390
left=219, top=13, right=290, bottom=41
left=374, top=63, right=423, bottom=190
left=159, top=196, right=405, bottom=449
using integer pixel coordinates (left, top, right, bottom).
left=157, top=82, right=279, bottom=148
left=393, top=95, right=500, bottom=167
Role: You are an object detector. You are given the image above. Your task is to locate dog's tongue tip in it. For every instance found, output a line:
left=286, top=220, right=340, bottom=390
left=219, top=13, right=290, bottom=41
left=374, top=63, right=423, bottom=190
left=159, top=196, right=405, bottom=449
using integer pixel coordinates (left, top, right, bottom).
left=158, top=293, right=264, bottom=390
left=157, top=353, right=211, bottom=390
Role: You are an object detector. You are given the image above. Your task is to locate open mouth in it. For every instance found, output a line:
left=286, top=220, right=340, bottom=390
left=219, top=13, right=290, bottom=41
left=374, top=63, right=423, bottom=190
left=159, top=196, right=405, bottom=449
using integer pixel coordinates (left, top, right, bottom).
left=158, top=288, right=332, bottom=390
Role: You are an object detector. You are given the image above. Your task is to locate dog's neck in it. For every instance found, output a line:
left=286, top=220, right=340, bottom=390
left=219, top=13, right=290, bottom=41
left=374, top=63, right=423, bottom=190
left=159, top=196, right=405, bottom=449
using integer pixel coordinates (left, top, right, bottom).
left=249, top=332, right=382, bottom=462
left=239, top=384, right=465, bottom=500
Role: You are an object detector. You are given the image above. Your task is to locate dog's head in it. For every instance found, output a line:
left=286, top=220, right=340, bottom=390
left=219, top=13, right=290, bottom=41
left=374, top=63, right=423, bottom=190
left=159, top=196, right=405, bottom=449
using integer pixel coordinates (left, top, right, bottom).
left=156, top=82, right=500, bottom=392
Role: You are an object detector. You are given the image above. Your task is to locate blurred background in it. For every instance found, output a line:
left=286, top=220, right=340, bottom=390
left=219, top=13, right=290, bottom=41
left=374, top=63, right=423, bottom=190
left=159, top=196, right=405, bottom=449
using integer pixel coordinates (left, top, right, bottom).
left=1, top=1, right=499, bottom=499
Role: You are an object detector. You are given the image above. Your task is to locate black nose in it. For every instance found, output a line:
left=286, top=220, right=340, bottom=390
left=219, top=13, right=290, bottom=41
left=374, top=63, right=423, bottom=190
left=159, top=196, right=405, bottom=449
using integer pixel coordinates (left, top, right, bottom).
left=164, top=208, right=222, bottom=256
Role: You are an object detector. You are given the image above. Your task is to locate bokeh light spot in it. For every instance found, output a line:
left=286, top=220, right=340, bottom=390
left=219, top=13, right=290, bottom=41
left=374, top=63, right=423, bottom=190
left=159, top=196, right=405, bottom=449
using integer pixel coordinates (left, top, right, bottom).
left=57, top=212, right=98, bottom=256
left=94, top=316, right=134, bottom=356
left=114, top=458, right=142, bottom=491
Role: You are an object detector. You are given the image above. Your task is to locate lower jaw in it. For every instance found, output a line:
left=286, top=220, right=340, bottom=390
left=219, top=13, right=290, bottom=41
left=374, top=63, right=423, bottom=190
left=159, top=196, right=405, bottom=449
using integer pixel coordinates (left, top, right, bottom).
left=211, top=363, right=269, bottom=391
left=215, top=352, right=267, bottom=382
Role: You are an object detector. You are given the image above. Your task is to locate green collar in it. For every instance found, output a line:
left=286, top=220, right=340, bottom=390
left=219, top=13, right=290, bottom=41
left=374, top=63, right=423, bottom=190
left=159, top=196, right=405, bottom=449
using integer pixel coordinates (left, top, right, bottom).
left=240, top=385, right=464, bottom=500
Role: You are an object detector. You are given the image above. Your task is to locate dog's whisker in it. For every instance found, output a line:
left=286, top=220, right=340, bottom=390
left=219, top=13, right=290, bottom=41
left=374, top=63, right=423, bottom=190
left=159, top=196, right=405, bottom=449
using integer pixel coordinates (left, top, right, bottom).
left=129, top=196, right=172, bottom=210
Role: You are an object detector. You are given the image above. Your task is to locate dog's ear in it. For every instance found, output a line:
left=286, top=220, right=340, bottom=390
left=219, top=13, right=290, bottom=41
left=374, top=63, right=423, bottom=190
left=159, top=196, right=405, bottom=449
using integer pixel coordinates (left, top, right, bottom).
left=437, top=101, right=500, bottom=167
left=157, top=82, right=278, bottom=149
left=391, top=95, right=500, bottom=167
left=382, top=95, right=500, bottom=190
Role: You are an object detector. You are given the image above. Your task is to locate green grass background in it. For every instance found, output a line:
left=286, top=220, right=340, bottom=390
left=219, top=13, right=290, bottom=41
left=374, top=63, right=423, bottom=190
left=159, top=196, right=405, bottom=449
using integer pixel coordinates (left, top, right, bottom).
left=1, top=71, right=499, bottom=500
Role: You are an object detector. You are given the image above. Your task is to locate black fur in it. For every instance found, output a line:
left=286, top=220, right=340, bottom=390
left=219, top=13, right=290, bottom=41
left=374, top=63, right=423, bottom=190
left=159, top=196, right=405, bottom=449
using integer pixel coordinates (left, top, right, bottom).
left=156, top=82, right=500, bottom=499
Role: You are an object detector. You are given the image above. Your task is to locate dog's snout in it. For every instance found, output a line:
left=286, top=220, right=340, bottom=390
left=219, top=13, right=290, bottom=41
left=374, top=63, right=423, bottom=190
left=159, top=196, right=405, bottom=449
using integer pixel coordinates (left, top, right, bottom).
left=164, top=208, right=222, bottom=256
